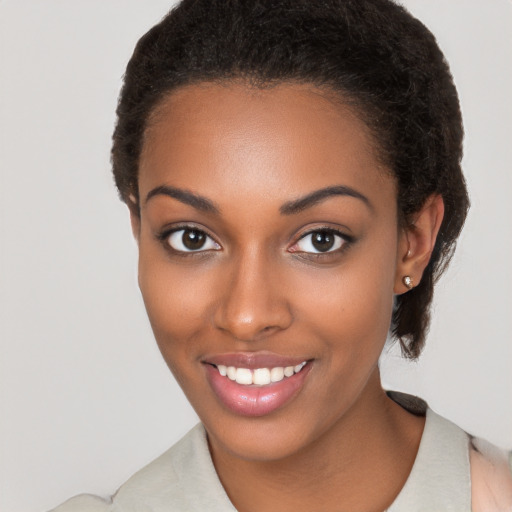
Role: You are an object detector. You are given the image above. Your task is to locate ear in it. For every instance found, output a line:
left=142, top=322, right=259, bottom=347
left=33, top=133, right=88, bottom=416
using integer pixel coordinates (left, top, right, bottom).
left=394, top=194, right=444, bottom=294
left=128, top=194, right=141, bottom=243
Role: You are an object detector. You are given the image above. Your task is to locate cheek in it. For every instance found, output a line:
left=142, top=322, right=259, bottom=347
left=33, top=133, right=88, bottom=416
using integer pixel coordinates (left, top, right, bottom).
left=288, top=250, right=396, bottom=419
left=138, top=261, right=215, bottom=404
left=137, top=245, right=214, bottom=362
left=298, top=252, right=395, bottom=326
left=290, top=240, right=397, bottom=362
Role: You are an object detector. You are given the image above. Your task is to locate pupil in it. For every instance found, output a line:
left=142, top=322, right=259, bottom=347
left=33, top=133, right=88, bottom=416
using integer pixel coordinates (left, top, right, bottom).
left=312, top=231, right=334, bottom=252
left=183, top=230, right=206, bottom=250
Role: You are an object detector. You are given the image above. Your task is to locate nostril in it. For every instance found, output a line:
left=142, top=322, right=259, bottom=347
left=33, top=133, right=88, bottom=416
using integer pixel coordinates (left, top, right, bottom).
left=212, top=280, right=294, bottom=339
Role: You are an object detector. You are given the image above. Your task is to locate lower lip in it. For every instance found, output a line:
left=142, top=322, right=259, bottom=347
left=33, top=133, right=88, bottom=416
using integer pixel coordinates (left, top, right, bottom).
left=204, top=363, right=312, bottom=417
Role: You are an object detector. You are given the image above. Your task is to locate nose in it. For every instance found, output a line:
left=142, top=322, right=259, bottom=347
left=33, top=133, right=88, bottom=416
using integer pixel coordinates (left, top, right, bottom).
left=213, top=249, right=293, bottom=341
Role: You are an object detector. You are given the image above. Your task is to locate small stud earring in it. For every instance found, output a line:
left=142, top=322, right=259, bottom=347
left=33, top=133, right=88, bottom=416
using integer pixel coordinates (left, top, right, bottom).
left=402, top=276, right=413, bottom=290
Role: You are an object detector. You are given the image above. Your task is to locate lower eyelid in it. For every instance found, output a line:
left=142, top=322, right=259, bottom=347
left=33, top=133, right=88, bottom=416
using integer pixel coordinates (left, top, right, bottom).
left=157, top=225, right=221, bottom=253
left=290, top=230, right=349, bottom=253
left=157, top=225, right=352, bottom=256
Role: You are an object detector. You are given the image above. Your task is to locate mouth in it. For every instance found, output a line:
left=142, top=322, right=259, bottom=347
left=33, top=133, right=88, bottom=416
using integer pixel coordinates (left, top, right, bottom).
left=212, top=361, right=307, bottom=385
left=203, top=354, right=312, bottom=417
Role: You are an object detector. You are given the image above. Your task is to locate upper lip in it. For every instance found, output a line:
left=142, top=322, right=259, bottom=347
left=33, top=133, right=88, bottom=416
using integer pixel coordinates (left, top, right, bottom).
left=203, top=351, right=311, bottom=369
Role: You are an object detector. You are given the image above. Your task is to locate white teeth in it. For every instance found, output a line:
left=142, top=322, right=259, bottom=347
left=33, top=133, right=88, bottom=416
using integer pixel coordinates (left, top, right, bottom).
left=216, top=361, right=307, bottom=386
left=235, top=368, right=253, bottom=385
left=253, top=368, right=271, bottom=385
left=294, top=362, right=306, bottom=373
left=270, top=366, right=285, bottom=383
left=284, top=366, right=294, bottom=377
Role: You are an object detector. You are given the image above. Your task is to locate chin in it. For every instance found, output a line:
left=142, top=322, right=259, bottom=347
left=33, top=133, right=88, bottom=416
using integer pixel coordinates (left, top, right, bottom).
left=204, top=414, right=319, bottom=462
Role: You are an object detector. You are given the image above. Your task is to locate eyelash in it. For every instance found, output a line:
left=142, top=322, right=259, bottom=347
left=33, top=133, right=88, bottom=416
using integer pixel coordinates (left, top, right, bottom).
left=157, top=224, right=220, bottom=256
left=290, top=227, right=354, bottom=259
left=156, top=225, right=354, bottom=259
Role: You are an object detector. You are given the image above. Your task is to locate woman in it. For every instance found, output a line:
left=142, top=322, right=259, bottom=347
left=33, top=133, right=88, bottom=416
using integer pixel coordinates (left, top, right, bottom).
left=51, top=0, right=511, bottom=510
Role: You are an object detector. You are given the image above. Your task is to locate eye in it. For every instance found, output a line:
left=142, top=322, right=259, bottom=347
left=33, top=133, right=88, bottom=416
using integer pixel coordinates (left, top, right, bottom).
left=292, top=229, right=346, bottom=254
left=166, top=228, right=221, bottom=253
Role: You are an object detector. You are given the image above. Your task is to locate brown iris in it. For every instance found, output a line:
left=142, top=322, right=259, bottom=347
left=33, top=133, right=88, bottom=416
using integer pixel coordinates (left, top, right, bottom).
left=311, top=231, right=335, bottom=252
left=182, top=229, right=206, bottom=250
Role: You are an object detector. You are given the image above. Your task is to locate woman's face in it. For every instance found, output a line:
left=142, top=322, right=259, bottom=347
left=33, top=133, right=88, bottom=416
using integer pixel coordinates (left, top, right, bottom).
left=135, top=82, right=407, bottom=461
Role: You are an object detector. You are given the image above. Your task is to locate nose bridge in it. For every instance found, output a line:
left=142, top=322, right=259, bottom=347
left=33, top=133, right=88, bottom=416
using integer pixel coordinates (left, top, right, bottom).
left=214, top=246, right=292, bottom=340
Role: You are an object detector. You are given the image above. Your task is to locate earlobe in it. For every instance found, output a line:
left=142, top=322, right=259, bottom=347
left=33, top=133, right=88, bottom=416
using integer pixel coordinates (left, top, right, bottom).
left=394, top=194, right=444, bottom=294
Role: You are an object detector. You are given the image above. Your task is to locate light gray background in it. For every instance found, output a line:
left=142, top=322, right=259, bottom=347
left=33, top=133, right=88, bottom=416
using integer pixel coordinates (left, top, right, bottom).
left=1, top=1, right=511, bottom=511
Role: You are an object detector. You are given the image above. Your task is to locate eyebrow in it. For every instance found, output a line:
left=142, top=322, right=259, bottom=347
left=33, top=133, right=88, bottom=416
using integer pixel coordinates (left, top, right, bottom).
left=145, top=185, right=220, bottom=214
left=279, top=185, right=372, bottom=215
left=145, top=183, right=371, bottom=216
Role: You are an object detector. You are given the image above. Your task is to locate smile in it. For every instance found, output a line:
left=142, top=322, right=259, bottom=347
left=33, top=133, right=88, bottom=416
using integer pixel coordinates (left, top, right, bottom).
left=215, top=362, right=307, bottom=386
left=204, top=355, right=312, bottom=417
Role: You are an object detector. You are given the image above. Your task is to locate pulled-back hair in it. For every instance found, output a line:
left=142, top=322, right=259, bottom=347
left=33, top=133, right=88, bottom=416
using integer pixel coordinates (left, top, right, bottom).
left=112, top=0, right=469, bottom=359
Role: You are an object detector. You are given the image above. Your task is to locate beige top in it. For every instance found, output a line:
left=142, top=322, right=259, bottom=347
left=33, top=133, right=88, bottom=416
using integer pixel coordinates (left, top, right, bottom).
left=50, top=394, right=512, bottom=512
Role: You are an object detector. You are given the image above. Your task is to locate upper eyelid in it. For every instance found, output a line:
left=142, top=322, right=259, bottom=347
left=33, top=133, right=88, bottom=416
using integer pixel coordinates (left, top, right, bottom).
left=159, top=223, right=217, bottom=240
left=287, top=227, right=353, bottom=254
left=160, top=225, right=221, bottom=254
left=157, top=223, right=352, bottom=249
left=294, top=226, right=352, bottom=242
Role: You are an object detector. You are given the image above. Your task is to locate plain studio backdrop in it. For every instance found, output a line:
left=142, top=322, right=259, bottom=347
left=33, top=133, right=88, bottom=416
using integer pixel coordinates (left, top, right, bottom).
left=0, top=1, right=511, bottom=511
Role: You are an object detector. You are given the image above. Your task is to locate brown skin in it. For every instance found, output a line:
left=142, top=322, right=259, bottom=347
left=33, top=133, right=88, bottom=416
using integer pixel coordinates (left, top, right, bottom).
left=131, top=83, right=444, bottom=512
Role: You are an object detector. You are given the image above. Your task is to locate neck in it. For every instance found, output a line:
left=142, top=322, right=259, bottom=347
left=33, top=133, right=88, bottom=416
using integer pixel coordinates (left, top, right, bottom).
left=209, top=371, right=425, bottom=512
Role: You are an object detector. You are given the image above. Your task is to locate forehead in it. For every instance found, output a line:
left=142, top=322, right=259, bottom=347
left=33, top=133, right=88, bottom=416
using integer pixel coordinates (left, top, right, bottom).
left=139, top=82, right=395, bottom=210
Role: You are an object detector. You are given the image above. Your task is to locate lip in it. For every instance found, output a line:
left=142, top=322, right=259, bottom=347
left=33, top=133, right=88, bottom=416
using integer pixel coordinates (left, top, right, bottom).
left=203, top=353, right=313, bottom=417
left=203, top=351, right=309, bottom=369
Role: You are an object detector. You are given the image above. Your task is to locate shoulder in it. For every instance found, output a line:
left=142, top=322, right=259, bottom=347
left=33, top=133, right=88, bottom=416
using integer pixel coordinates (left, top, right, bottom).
left=470, top=436, right=512, bottom=512
left=388, top=391, right=512, bottom=511
left=49, top=424, right=208, bottom=512
left=49, top=494, right=113, bottom=512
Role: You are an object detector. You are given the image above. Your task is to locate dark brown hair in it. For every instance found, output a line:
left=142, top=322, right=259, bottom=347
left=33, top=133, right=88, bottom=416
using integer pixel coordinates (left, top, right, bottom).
left=112, top=0, right=469, bottom=358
